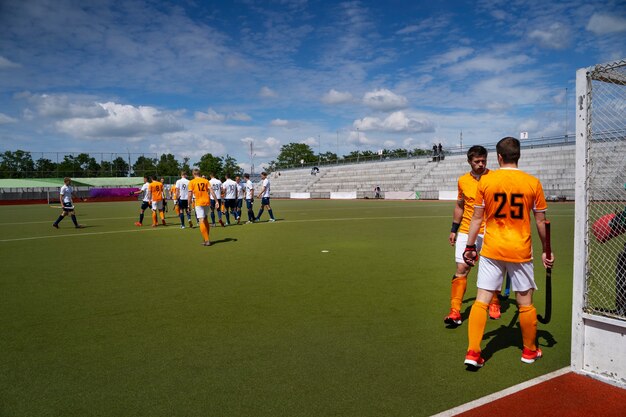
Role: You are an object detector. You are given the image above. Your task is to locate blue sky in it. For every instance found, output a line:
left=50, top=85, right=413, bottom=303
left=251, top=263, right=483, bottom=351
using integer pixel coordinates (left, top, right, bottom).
left=1, top=0, right=625, bottom=170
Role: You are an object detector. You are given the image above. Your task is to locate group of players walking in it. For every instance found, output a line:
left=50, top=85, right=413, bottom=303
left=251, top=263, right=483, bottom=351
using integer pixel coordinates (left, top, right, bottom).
left=132, top=170, right=276, bottom=246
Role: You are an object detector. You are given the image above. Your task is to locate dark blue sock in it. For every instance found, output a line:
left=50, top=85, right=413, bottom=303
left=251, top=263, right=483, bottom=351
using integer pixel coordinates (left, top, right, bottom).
left=268, top=209, right=274, bottom=220
left=256, top=209, right=264, bottom=219
left=139, top=212, right=144, bottom=224
left=71, top=215, right=78, bottom=227
left=54, top=215, right=64, bottom=225
left=180, top=213, right=185, bottom=226
left=210, top=211, right=215, bottom=224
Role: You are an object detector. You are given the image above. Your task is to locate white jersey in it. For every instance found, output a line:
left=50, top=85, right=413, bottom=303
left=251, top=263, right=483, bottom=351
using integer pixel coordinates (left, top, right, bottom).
left=223, top=179, right=237, bottom=199
left=140, top=182, right=150, bottom=202
left=175, top=177, right=190, bottom=200
left=60, top=184, right=73, bottom=203
left=209, top=178, right=222, bottom=200
left=245, top=180, right=254, bottom=199
left=261, top=178, right=270, bottom=198
left=236, top=182, right=244, bottom=200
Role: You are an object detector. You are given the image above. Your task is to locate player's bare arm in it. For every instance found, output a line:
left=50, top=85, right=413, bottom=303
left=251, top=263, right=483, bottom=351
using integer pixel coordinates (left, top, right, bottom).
left=534, top=210, right=555, bottom=269
left=464, top=206, right=484, bottom=266
left=449, top=199, right=464, bottom=246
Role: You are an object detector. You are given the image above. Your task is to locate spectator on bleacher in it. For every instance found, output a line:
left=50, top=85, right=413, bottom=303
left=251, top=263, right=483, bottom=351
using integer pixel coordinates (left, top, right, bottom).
left=374, top=186, right=381, bottom=199
left=432, top=144, right=438, bottom=162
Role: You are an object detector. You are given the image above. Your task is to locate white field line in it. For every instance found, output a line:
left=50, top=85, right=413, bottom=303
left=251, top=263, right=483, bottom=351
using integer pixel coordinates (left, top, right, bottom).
left=430, top=367, right=571, bottom=417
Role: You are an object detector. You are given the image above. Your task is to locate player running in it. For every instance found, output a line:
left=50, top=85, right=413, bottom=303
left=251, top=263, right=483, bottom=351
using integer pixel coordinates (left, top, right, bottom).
left=463, top=137, right=554, bottom=368
left=52, top=177, right=83, bottom=229
left=255, top=171, right=275, bottom=222
left=445, top=146, right=502, bottom=326
left=188, top=168, right=217, bottom=246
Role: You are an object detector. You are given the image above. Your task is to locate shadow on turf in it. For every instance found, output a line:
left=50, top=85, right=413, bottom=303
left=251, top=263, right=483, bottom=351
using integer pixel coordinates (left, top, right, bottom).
left=209, top=237, right=238, bottom=245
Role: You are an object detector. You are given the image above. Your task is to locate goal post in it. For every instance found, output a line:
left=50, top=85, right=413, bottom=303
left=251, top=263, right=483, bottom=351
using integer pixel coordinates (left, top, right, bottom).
left=572, top=59, right=626, bottom=387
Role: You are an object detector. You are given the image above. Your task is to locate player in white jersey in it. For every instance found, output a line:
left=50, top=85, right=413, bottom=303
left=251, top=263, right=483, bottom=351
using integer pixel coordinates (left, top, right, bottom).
left=235, top=176, right=244, bottom=224
left=52, top=177, right=83, bottom=229
left=131, top=176, right=151, bottom=226
left=255, top=171, right=275, bottom=222
left=175, top=171, right=193, bottom=228
left=221, top=173, right=238, bottom=225
left=160, top=177, right=169, bottom=213
left=244, top=173, right=255, bottom=223
left=209, top=173, right=225, bottom=227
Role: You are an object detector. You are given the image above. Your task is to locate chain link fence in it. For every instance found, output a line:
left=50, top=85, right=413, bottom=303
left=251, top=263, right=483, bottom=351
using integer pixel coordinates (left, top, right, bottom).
left=584, top=59, right=626, bottom=320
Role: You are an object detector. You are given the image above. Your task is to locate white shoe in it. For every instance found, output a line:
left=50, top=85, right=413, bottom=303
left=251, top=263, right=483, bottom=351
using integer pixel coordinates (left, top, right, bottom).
left=181, top=225, right=185, bottom=229
left=269, top=218, right=276, bottom=222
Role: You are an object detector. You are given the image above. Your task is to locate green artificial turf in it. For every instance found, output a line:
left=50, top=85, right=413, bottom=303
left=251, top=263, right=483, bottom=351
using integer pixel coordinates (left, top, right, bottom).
left=0, top=199, right=574, bottom=416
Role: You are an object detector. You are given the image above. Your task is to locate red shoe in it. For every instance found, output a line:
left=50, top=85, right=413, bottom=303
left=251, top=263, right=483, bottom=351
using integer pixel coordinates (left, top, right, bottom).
left=444, top=308, right=462, bottom=326
left=219, top=219, right=225, bottom=227
left=162, top=220, right=167, bottom=226
left=489, top=303, right=501, bottom=320
left=521, top=347, right=542, bottom=364
left=464, top=350, right=485, bottom=368
left=135, top=222, right=142, bottom=227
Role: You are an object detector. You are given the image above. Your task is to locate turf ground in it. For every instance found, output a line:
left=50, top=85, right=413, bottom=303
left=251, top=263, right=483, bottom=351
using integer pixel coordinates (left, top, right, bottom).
left=0, top=199, right=574, bottom=416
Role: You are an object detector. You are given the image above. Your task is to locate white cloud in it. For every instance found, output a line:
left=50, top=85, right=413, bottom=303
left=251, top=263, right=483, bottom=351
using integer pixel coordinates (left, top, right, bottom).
left=56, top=102, right=183, bottom=139
left=259, top=86, right=278, bottom=98
left=229, top=112, right=252, bottom=121
left=362, top=89, right=408, bottom=111
left=353, top=111, right=435, bottom=133
left=321, top=89, right=353, bottom=104
left=383, top=140, right=395, bottom=148
left=0, top=56, right=20, bottom=69
left=158, top=132, right=227, bottom=161
left=0, top=113, right=17, bottom=124
left=270, top=118, right=289, bottom=127
left=24, top=93, right=108, bottom=119
left=194, top=108, right=226, bottom=122
left=448, top=53, right=532, bottom=75
left=431, top=47, right=474, bottom=67
left=586, top=13, right=626, bottom=35
left=528, top=23, right=571, bottom=49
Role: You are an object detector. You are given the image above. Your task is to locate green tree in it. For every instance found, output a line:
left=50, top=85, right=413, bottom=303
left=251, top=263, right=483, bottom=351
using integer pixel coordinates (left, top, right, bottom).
left=156, top=153, right=180, bottom=177
left=34, top=158, right=58, bottom=178
left=196, top=153, right=223, bottom=177
left=111, top=156, right=129, bottom=177
left=412, top=148, right=429, bottom=156
left=0, top=150, right=35, bottom=178
left=180, top=157, right=192, bottom=175
left=276, top=143, right=316, bottom=168
left=222, top=154, right=243, bottom=178
left=319, top=151, right=338, bottom=164
left=133, top=156, right=158, bottom=178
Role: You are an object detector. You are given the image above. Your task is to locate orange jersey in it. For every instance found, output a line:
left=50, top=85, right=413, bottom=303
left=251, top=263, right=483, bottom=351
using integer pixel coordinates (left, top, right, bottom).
left=188, top=177, right=211, bottom=206
left=170, top=185, right=178, bottom=200
left=457, top=171, right=488, bottom=234
left=148, top=181, right=164, bottom=202
left=475, top=168, right=547, bottom=263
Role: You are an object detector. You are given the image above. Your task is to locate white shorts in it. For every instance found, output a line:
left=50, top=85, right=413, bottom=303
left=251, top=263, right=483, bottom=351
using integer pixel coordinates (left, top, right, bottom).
left=455, top=233, right=484, bottom=264
left=195, top=205, right=209, bottom=219
left=477, top=256, right=537, bottom=292
left=151, top=200, right=163, bottom=210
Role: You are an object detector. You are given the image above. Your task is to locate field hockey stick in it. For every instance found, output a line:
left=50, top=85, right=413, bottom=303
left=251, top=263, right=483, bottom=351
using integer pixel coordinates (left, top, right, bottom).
left=538, top=220, right=552, bottom=324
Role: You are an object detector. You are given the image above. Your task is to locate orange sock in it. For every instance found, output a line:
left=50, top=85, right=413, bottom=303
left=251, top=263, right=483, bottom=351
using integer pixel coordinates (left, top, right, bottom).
left=152, top=211, right=157, bottom=225
left=467, top=301, right=488, bottom=352
left=519, top=304, right=537, bottom=351
left=490, top=291, right=500, bottom=306
left=199, top=221, right=209, bottom=242
left=175, top=206, right=180, bottom=215
left=160, top=211, right=165, bottom=220
left=450, top=275, right=467, bottom=311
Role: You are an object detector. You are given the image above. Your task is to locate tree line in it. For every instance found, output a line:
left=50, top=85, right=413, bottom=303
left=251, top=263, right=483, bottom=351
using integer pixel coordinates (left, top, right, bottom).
left=271, top=143, right=434, bottom=169
left=0, top=150, right=244, bottom=179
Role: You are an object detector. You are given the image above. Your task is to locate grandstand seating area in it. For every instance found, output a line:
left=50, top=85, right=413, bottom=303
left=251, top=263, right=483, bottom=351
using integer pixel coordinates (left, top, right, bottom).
left=269, top=141, right=606, bottom=200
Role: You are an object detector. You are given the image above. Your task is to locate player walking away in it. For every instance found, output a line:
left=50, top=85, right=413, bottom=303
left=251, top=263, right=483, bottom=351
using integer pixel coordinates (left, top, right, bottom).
left=221, top=173, right=238, bottom=225
left=132, top=176, right=151, bottom=226
left=244, top=173, right=255, bottom=223
left=445, top=146, right=502, bottom=326
left=147, top=175, right=166, bottom=227
left=175, top=171, right=193, bottom=229
left=463, top=137, right=554, bottom=368
left=188, top=168, right=217, bottom=246
left=160, top=178, right=169, bottom=213
left=209, top=173, right=225, bottom=227
left=52, top=177, right=83, bottom=229
left=235, top=176, right=244, bottom=224
left=255, top=171, right=275, bottom=222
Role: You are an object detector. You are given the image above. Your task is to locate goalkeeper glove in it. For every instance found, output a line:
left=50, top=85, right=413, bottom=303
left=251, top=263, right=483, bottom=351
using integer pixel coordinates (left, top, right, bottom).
left=463, top=244, right=478, bottom=266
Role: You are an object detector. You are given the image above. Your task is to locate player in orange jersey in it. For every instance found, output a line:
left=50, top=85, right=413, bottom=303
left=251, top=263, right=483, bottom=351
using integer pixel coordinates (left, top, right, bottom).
left=188, top=168, right=217, bottom=246
left=462, top=137, right=554, bottom=368
left=147, top=175, right=166, bottom=227
left=170, top=182, right=180, bottom=217
left=445, top=145, right=503, bottom=326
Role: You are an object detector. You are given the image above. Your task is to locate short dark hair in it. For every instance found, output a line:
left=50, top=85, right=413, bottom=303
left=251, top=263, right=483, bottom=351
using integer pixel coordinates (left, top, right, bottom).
left=467, top=145, right=487, bottom=161
left=244, top=173, right=250, bottom=179
left=261, top=171, right=267, bottom=176
left=496, top=137, right=521, bottom=164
